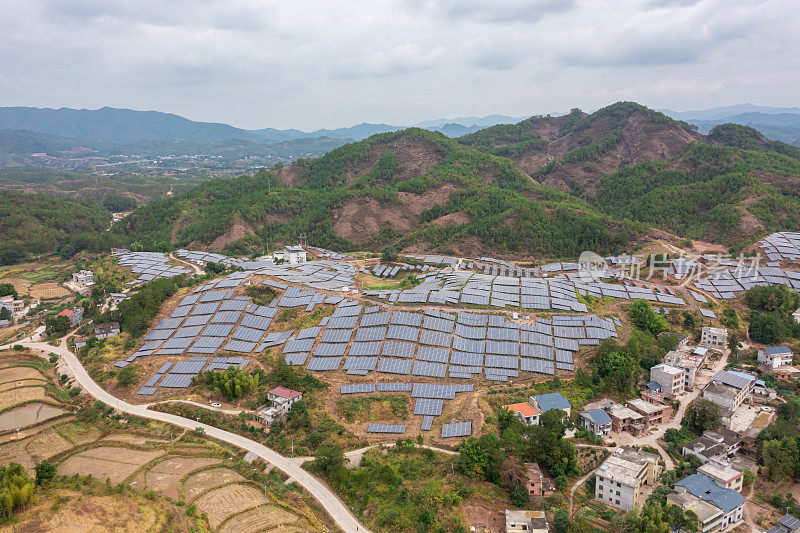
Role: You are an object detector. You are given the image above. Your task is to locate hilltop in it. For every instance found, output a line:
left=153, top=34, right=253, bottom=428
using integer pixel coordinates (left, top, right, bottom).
left=5, top=101, right=800, bottom=264
left=115, top=127, right=638, bottom=258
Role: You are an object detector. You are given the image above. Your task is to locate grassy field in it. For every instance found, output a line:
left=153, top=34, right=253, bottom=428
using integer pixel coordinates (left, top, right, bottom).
left=337, top=395, right=409, bottom=423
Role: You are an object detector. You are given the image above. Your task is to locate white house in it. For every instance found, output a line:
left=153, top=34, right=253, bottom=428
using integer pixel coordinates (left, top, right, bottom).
left=503, top=402, right=541, bottom=425
left=758, top=346, right=793, bottom=369
left=650, top=363, right=686, bottom=398
left=700, top=326, right=728, bottom=350
left=257, top=387, right=303, bottom=425
left=284, top=245, right=307, bottom=265
left=579, top=409, right=612, bottom=436
left=72, top=270, right=95, bottom=287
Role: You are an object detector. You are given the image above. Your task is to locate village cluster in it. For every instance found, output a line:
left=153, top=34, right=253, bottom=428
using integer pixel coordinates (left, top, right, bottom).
left=9, top=234, right=800, bottom=532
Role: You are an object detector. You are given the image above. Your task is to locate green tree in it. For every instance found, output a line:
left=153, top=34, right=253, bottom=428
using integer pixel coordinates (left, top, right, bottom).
left=762, top=438, right=798, bottom=481
left=34, top=460, right=56, bottom=485
left=312, top=444, right=347, bottom=486
left=116, top=364, right=140, bottom=387
left=0, top=307, right=10, bottom=321
left=683, top=311, right=697, bottom=329
left=205, top=261, right=226, bottom=274
left=749, top=311, right=779, bottom=344
left=682, top=399, right=721, bottom=434
left=629, top=299, right=668, bottom=336
left=727, top=332, right=739, bottom=357
left=553, top=508, right=570, bottom=533
left=381, top=246, right=397, bottom=263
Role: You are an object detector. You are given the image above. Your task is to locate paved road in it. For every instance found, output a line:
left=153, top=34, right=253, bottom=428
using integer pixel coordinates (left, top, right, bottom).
left=3, top=339, right=369, bottom=533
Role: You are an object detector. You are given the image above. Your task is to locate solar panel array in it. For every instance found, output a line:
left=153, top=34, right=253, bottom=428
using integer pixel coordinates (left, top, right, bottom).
left=364, top=270, right=685, bottom=311
left=114, top=250, right=193, bottom=286
left=367, top=424, right=406, bottom=434
left=441, top=421, right=472, bottom=438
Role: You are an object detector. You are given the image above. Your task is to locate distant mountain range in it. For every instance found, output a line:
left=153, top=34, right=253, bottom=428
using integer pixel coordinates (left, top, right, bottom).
left=0, top=106, right=525, bottom=145
left=660, top=104, right=800, bottom=145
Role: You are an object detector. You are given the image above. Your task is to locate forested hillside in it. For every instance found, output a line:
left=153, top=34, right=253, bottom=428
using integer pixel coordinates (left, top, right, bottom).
left=0, top=192, right=114, bottom=264
left=5, top=102, right=800, bottom=265
left=115, top=128, right=641, bottom=258
left=112, top=103, right=800, bottom=258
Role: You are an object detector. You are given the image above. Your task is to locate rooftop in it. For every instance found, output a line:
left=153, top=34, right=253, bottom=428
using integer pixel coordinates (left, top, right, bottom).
left=627, top=398, right=662, bottom=415
left=581, top=408, right=612, bottom=425
left=606, top=403, right=644, bottom=421
left=764, top=346, right=792, bottom=355
left=596, top=447, right=657, bottom=487
left=674, top=473, right=746, bottom=513
left=530, top=392, right=570, bottom=412
left=698, top=459, right=743, bottom=483
left=703, top=383, right=739, bottom=399
left=644, top=380, right=662, bottom=391
left=703, top=326, right=728, bottom=335
left=268, top=386, right=302, bottom=400
left=652, top=363, right=684, bottom=376
left=667, top=491, right=723, bottom=523
left=505, top=402, right=540, bottom=418
left=712, top=369, right=756, bottom=390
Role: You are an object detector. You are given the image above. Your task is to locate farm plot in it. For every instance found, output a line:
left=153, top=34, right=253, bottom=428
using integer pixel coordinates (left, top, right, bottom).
left=0, top=378, right=46, bottom=392
left=0, top=365, right=47, bottom=383
left=58, top=446, right=164, bottom=483
left=135, top=456, right=220, bottom=499
left=193, top=483, right=267, bottom=529
left=24, top=427, right=73, bottom=460
left=0, top=487, right=175, bottom=533
left=219, top=504, right=300, bottom=533
left=0, top=402, right=67, bottom=431
left=183, top=466, right=246, bottom=502
left=55, top=421, right=103, bottom=445
left=0, top=385, right=47, bottom=410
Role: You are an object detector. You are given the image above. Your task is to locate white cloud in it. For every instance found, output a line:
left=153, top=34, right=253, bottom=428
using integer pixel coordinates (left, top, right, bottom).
left=0, top=0, right=796, bottom=130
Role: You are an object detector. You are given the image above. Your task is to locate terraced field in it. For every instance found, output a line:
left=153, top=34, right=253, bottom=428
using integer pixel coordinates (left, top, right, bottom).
left=0, top=346, right=332, bottom=533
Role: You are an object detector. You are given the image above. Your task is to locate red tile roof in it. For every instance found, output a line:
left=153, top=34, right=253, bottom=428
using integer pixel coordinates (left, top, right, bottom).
left=268, top=386, right=302, bottom=400
left=58, top=309, right=74, bottom=317
left=504, top=402, right=540, bottom=417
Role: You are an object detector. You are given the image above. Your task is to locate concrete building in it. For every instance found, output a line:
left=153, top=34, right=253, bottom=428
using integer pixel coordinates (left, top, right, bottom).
left=664, top=350, right=705, bottom=389
left=72, top=270, right=95, bottom=287
left=594, top=447, right=661, bottom=511
left=94, top=322, right=120, bottom=339
left=604, top=403, right=646, bottom=436
left=768, top=514, right=800, bottom=533
left=579, top=409, right=612, bottom=436
left=524, top=463, right=555, bottom=497
left=529, top=392, right=571, bottom=417
left=109, top=293, right=129, bottom=307
left=702, top=370, right=755, bottom=412
left=57, top=307, right=83, bottom=327
left=626, top=398, right=672, bottom=426
left=682, top=429, right=740, bottom=464
left=758, top=346, right=794, bottom=369
left=672, top=473, right=745, bottom=531
left=284, top=245, right=307, bottom=265
left=793, top=308, right=800, bottom=324
left=701, top=326, right=728, bottom=350
left=504, top=510, right=548, bottom=533
left=666, top=490, right=724, bottom=533
left=697, top=457, right=744, bottom=493
left=650, top=363, right=686, bottom=398
left=504, top=402, right=540, bottom=426
left=257, top=387, right=303, bottom=425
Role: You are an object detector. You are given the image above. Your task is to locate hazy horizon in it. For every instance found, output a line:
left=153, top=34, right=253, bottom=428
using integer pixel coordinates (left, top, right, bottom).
left=1, top=0, right=798, bottom=130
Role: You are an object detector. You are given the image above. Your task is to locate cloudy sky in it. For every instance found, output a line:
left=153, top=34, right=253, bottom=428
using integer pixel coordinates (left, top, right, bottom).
left=0, top=0, right=797, bottom=130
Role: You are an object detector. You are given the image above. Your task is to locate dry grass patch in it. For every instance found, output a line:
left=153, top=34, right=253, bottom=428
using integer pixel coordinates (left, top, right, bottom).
left=183, top=466, right=246, bottom=503
left=0, top=386, right=47, bottom=410
left=194, top=483, right=266, bottom=529
left=0, top=366, right=47, bottom=384
left=219, top=504, right=300, bottom=533
left=58, top=446, right=164, bottom=484
left=136, top=456, right=220, bottom=499
left=101, top=432, right=170, bottom=446
left=55, top=421, right=103, bottom=445
left=25, top=427, right=72, bottom=460
left=0, top=487, right=175, bottom=533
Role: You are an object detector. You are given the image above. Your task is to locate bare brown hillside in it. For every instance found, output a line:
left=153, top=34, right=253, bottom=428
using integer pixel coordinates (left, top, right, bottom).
left=511, top=110, right=703, bottom=192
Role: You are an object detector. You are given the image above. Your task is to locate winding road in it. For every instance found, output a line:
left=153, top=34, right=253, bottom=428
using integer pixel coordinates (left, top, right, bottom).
left=2, top=339, right=369, bottom=533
